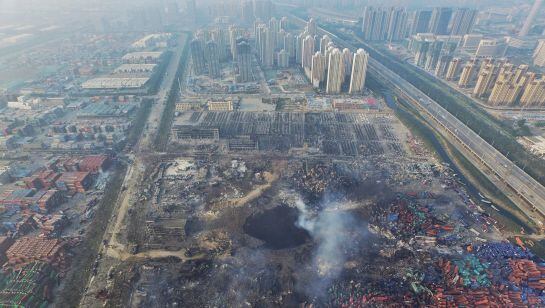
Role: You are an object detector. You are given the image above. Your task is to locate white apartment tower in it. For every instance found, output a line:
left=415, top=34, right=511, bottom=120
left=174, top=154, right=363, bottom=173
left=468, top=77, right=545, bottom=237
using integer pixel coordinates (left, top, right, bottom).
left=326, top=48, right=344, bottom=94
left=349, top=49, right=369, bottom=94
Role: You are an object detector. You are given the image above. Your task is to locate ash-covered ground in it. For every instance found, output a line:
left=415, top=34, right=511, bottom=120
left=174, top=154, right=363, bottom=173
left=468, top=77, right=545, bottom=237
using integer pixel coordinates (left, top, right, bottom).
left=106, top=155, right=506, bottom=307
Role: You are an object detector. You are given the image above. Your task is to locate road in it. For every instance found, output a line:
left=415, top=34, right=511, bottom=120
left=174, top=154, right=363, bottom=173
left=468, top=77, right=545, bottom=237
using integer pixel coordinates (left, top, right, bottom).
left=108, top=33, right=189, bottom=256
left=138, top=35, right=187, bottom=151
left=288, top=16, right=545, bottom=226
left=371, top=63, right=545, bottom=218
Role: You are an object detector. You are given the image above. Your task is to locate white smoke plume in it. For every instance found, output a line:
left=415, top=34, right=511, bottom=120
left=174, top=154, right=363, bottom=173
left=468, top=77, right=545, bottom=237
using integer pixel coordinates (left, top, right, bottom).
left=294, top=196, right=359, bottom=278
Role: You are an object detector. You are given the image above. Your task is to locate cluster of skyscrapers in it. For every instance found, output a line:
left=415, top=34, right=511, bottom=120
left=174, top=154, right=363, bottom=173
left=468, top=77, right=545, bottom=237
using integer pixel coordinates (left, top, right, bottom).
left=190, top=16, right=369, bottom=95
left=190, top=27, right=254, bottom=82
left=254, top=17, right=294, bottom=69
left=409, top=33, right=459, bottom=74
left=439, top=57, right=545, bottom=107
left=299, top=20, right=369, bottom=94
left=361, top=7, right=478, bottom=42
left=241, top=0, right=274, bottom=24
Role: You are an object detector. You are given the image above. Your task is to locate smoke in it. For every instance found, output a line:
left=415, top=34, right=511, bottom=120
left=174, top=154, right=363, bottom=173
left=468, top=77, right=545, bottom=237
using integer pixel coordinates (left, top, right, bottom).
left=293, top=195, right=367, bottom=297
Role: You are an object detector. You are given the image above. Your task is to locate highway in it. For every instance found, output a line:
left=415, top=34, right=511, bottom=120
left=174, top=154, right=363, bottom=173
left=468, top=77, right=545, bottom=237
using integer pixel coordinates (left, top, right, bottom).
left=371, top=62, right=545, bottom=216
left=138, top=33, right=189, bottom=151
left=288, top=15, right=545, bottom=225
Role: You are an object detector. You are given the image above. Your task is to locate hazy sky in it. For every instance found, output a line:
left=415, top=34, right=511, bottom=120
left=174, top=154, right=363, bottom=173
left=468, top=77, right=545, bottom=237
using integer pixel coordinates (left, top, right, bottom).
left=0, top=0, right=538, bottom=23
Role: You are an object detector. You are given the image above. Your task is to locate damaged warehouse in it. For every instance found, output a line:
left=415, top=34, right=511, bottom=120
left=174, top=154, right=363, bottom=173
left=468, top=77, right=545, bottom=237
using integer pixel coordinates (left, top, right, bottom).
left=171, top=111, right=405, bottom=156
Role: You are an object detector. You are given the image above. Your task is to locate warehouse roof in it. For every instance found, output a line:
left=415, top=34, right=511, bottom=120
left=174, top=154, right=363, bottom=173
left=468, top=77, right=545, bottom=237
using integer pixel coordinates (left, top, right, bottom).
left=81, top=77, right=150, bottom=89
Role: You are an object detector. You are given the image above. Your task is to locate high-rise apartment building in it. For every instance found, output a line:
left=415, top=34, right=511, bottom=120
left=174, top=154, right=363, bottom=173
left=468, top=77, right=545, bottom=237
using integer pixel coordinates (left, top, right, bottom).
left=263, top=27, right=275, bottom=67
left=349, top=49, right=369, bottom=94
left=326, top=48, right=344, bottom=94
left=413, top=39, right=431, bottom=67
left=190, top=39, right=207, bottom=75
left=387, top=8, right=408, bottom=42
left=520, top=78, right=545, bottom=106
left=458, top=62, right=476, bottom=87
left=277, top=30, right=287, bottom=53
left=280, top=17, right=289, bottom=31
left=361, top=7, right=389, bottom=41
left=236, top=40, right=253, bottom=82
left=229, top=26, right=243, bottom=61
left=302, top=35, right=316, bottom=72
left=311, top=52, right=327, bottom=88
left=205, top=41, right=221, bottom=78
left=411, top=10, right=432, bottom=34
left=295, top=34, right=304, bottom=64
left=277, top=50, right=290, bottom=68
left=210, top=28, right=229, bottom=61
left=256, top=24, right=266, bottom=62
left=307, top=18, right=317, bottom=36
left=450, top=8, right=478, bottom=35
left=284, top=33, right=296, bottom=62
left=473, top=67, right=495, bottom=98
left=435, top=55, right=452, bottom=78
left=320, top=35, right=332, bottom=55
left=429, top=7, right=453, bottom=35
left=342, top=48, right=353, bottom=80
left=445, top=58, right=462, bottom=81
left=424, top=40, right=444, bottom=71
left=269, top=17, right=279, bottom=49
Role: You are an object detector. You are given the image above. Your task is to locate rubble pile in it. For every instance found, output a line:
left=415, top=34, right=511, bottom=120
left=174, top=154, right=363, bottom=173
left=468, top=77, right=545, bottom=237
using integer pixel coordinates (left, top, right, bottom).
left=327, top=280, right=416, bottom=307
left=317, top=186, right=545, bottom=307
left=371, top=194, right=451, bottom=240
left=293, top=164, right=340, bottom=197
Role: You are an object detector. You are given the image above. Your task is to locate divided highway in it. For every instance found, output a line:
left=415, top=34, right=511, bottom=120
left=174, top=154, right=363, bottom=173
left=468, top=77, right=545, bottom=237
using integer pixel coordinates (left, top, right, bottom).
left=289, top=15, right=545, bottom=225
left=370, top=61, right=545, bottom=216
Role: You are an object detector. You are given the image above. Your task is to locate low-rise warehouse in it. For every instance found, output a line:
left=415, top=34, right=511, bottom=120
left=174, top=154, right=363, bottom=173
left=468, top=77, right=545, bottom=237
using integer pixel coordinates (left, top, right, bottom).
left=81, top=77, right=150, bottom=90
left=122, top=51, right=163, bottom=64
left=114, top=64, right=157, bottom=74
